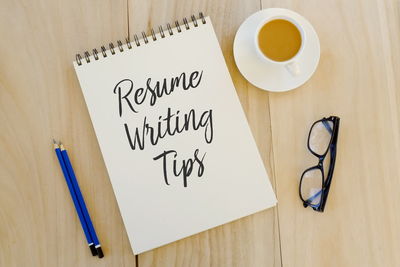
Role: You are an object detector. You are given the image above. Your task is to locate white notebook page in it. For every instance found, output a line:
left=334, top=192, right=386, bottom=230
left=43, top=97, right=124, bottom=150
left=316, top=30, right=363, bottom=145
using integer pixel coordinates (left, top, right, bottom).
left=73, top=16, right=276, bottom=254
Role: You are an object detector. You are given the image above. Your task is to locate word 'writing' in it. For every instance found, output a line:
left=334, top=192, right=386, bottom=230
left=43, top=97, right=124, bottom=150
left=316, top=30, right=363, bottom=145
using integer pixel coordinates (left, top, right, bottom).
left=124, top=107, right=213, bottom=151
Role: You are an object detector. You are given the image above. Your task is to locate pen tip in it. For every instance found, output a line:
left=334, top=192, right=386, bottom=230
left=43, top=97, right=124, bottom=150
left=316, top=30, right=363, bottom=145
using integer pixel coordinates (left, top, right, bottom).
left=96, top=246, right=104, bottom=258
left=53, top=139, right=59, bottom=149
left=89, top=244, right=98, bottom=256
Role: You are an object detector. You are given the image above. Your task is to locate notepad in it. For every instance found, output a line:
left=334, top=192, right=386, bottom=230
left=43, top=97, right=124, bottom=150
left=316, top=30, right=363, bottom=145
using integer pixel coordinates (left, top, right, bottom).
left=73, top=14, right=276, bottom=254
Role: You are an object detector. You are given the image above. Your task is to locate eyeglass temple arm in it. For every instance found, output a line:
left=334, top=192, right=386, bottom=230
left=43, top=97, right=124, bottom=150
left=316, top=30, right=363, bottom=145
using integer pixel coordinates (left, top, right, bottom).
left=322, top=120, right=333, bottom=134
left=305, top=189, right=322, bottom=208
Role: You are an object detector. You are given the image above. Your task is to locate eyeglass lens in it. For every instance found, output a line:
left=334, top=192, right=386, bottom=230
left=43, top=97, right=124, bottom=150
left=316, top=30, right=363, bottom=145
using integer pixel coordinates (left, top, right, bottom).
left=300, top=168, right=323, bottom=206
left=308, top=120, right=333, bottom=156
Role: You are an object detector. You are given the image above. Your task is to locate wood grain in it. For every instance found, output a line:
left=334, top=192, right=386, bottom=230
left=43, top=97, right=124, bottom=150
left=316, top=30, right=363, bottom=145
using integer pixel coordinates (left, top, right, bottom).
left=2, top=0, right=400, bottom=266
left=127, top=1, right=280, bottom=266
left=263, top=0, right=400, bottom=266
left=0, top=0, right=135, bottom=266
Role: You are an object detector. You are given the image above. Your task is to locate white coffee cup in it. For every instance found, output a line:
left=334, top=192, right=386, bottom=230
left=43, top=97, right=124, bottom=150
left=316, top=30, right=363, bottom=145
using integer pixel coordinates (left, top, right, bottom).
left=254, top=15, right=306, bottom=76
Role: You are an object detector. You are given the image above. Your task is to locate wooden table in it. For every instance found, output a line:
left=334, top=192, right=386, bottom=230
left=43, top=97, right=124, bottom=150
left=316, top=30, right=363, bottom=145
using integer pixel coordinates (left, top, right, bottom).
left=1, top=0, right=400, bottom=266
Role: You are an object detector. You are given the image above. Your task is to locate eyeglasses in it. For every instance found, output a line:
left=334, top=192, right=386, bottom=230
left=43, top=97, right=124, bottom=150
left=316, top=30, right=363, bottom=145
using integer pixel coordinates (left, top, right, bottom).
left=299, top=116, right=340, bottom=212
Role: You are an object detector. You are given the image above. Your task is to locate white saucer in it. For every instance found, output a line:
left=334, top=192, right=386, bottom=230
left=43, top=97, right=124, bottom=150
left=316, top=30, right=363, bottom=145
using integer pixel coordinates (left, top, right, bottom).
left=233, top=8, right=320, bottom=92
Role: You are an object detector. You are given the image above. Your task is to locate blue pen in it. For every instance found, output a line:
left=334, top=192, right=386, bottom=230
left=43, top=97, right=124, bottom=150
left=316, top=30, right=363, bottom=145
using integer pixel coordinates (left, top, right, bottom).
left=53, top=140, right=98, bottom=256
left=59, top=142, right=104, bottom=258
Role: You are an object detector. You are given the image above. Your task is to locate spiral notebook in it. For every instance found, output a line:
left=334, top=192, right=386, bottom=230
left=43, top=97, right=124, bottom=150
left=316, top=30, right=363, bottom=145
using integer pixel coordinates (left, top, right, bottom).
left=73, top=13, right=276, bottom=254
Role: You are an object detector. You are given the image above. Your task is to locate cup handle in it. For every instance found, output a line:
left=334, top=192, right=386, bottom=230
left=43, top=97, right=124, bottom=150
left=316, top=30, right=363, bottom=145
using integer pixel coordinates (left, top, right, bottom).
left=285, top=61, right=301, bottom=76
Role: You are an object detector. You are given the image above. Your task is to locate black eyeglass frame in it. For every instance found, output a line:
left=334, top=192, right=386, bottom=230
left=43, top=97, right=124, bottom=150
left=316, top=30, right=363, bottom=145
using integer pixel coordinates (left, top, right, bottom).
left=299, top=116, right=340, bottom=212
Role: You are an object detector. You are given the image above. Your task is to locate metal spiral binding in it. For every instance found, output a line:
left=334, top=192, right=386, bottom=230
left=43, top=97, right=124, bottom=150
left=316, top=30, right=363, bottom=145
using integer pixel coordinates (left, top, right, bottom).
left=166, top=23, right=173, bottom=35
left=175, top=21, right=181, bottom=32
left=141, top=32, right=149, bottom=43
left=126, top=37, right=132, bottom=49
left=183, top=18, right=189, bottom=30
left=109, top=43, right=115, bottom=55
left=75, top=12, right=206, bottom=66
left=117, top=40, right=124, bottom=52
left=92, top=48, right=99, bottom=60
left=159, top=25, right=165, bottom=38
left=101, top=46, right=107, bottom=57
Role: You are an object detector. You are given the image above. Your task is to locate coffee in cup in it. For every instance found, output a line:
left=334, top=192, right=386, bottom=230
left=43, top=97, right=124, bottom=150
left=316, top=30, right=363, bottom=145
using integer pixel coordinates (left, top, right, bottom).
left=255, top=16, right=305, bottom=75
left=258, top=19, right=302, bottom=62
